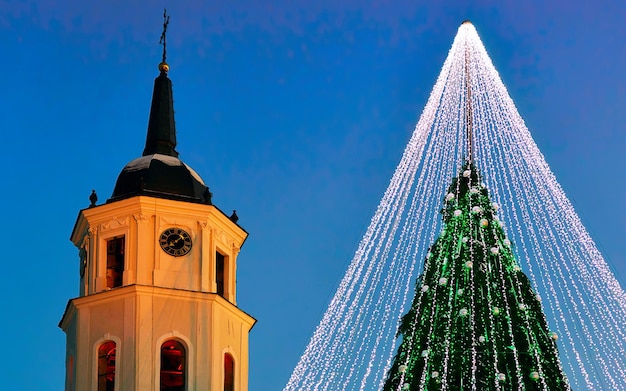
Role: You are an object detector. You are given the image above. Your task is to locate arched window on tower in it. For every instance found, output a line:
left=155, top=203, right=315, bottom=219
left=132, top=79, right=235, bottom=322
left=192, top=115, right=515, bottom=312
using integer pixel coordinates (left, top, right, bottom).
left=97, top=341, right=116, bottom=391
left=160, top=340, right=186, bottom=391
left=68, top=354, right=75, bottom=391
left=224, top=353, right=234, bottom=391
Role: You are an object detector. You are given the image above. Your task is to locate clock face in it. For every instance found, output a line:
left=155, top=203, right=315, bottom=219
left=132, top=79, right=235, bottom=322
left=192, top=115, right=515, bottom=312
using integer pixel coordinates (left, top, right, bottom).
left=159, top=227, right=192, bottom=257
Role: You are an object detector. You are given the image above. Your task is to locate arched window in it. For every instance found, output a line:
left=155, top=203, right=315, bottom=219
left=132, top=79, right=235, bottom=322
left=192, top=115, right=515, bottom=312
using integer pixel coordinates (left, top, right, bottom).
left=161, top=340, right=186, bottom=391
left=97, top=341, right=116, bottom=391
left=224, top=353, right=234, bottom=391
left=68, top=354, right=75, bottom=391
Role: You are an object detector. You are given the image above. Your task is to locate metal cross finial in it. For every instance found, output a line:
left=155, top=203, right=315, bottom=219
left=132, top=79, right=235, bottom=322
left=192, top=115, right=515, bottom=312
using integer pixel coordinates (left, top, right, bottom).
left=159, top=8, right=170, bottom=65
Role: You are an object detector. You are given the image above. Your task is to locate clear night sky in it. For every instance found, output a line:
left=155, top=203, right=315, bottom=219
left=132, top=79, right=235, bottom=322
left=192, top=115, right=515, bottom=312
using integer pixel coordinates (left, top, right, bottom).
left=1, top=1, right=625, bottom=389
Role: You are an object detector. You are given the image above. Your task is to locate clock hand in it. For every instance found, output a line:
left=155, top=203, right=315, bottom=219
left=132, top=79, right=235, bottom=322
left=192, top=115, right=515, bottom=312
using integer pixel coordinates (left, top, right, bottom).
left=169, top=236, right=183, bottom=247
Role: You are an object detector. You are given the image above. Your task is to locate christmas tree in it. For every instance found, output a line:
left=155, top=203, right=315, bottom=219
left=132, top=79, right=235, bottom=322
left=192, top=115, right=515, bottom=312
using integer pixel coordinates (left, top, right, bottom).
left=383, top=161, right=570, bottom=390
left=285, top=21, right=626, bottom=391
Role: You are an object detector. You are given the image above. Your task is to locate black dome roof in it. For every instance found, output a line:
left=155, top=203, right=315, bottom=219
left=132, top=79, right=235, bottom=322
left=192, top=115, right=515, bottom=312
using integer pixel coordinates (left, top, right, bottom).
left=109, top=154, right=210, bottom=204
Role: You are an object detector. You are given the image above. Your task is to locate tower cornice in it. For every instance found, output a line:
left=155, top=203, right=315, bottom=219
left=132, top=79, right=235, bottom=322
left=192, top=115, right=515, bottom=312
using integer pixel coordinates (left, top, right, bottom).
left=59, top=284, right=257, bottom=332
left=71, top=195, right=247, bottom=247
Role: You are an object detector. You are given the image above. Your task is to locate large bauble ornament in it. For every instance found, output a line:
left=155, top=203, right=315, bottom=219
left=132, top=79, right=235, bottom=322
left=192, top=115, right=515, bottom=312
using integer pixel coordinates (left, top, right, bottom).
left=480, top=219, right=489, bottom=227
left=463, top=169, right=471, bottom=177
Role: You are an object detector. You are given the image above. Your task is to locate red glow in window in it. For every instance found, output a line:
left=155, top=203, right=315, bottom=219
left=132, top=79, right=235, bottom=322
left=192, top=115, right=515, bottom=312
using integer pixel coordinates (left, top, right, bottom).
left=98, top=341, right=116, bottom=391
left=161, top=340, right=186, bottom=391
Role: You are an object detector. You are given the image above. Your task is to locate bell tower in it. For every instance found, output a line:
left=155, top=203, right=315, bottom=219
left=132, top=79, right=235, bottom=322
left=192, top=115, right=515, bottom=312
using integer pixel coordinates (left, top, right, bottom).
left=59, top=17, right=255, bottom=391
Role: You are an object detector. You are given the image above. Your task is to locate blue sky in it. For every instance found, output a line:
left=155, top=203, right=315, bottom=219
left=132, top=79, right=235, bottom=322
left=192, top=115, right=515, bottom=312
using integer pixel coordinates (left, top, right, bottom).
left=1, top=1, right=625, bottom=389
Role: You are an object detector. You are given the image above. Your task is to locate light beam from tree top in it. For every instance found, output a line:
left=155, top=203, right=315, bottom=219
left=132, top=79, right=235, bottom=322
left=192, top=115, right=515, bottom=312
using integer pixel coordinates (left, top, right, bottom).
left=283, top=21, right=626, bottom=391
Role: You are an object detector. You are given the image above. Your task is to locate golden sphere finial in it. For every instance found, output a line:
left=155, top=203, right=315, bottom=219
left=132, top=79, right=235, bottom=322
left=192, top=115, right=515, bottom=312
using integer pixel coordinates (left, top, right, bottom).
left=159, top=62, right=169, bottom=73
